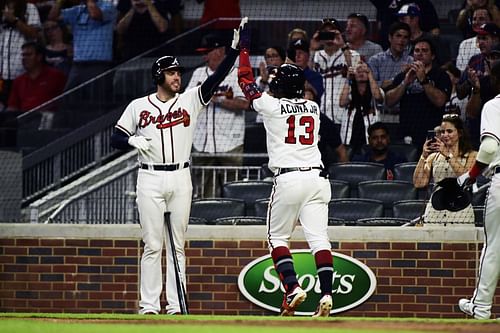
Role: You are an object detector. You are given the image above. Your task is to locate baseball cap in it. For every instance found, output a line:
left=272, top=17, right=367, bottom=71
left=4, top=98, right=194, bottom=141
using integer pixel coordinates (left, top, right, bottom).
left=474, top=23, right=500, bottom=37
left=320, top=18, right=343, bottom=32
left=289, top=38, right=310, bottom=53
left=348, top=13, right=369, bottom=31
left=196, top=34, right=226, bottom=53
left=397, top=3, right=421, bottom=17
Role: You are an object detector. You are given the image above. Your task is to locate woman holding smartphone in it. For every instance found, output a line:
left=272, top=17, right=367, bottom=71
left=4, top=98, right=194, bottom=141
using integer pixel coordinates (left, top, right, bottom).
left=413, top=114, right=477, bottom=225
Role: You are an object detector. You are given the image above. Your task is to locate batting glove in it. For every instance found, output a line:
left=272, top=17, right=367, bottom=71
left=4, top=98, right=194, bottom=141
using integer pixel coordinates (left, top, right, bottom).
left=457, top=172, right=478, bottom=193
left=231, top=17, right=248, bottom=50
left=128, top=136, right=152, bottom=152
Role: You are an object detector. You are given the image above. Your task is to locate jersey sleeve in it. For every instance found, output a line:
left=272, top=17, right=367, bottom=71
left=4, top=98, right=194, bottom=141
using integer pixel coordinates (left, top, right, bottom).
left=252, top=92, right=279, bottom=116
left=480, top=96, right=500, bottom=143
left=115, top=100, right=138, bottom=136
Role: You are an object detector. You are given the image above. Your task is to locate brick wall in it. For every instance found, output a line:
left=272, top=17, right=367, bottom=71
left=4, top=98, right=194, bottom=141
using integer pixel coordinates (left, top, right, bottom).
left=1, top=228, right=499, bottom=317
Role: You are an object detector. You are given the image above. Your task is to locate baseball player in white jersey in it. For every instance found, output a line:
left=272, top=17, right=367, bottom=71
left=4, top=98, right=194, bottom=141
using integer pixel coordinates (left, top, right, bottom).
left=310, top=19, right=360, bottom=124
left=457, top=61, right=500, bottom=320
left=110, top=18, right=247, bottom=315
left=238, top=25, right=334, bottom=317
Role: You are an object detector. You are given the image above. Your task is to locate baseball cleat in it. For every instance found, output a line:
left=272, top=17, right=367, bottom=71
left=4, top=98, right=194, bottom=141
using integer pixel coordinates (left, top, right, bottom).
left=140, top=310, right=159, bottom=315
left=458, top=298, right=491, bottom=319
left=312, top=294, right=333, bottom=317
left=280, top=285, right=307, bottom=316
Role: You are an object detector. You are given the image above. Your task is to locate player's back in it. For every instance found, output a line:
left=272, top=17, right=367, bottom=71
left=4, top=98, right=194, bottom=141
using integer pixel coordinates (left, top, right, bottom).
left=253, top=93, right=323, bottom=171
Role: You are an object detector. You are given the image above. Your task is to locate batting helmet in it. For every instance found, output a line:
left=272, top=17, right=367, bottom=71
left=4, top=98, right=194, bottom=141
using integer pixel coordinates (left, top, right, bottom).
left=430, top=177, right=472, bottom=212
left=269, top=63, right=305, bottom=99
left=152, top=56, right=183, bottom=85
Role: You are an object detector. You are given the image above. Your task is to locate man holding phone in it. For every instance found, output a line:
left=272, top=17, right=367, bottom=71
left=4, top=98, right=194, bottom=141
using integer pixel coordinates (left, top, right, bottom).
left=310, top=18, right=361, bottom=124
left=385, top=37, right=451, bottom=151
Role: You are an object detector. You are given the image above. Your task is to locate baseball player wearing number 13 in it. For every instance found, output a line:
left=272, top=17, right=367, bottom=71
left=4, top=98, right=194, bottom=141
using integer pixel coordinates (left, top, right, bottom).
left=457, top=61, right=500, bottom=320
left=110, top=18, right=247, bottom=315
left=238, top=25, right=334, bottom=317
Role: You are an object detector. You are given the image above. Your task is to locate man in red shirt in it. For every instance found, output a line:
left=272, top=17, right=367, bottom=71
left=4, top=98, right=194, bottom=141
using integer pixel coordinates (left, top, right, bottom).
left=7, top=41, right=66, bottom=113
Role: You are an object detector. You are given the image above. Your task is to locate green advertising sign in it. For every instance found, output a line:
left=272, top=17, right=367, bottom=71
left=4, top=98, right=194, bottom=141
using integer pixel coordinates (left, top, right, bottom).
left=238, top=250, right=376, bottom=315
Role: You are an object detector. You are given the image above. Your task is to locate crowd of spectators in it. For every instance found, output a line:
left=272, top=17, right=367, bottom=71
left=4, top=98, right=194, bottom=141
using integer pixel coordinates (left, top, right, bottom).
left=0, top=1, right=497, bottom=177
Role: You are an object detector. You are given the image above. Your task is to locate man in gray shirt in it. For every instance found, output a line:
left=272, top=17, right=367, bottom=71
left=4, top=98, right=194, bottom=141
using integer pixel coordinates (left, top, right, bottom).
left=345, top=13, right=383, bottom=61
left=368, top=22, right=413, bottom=121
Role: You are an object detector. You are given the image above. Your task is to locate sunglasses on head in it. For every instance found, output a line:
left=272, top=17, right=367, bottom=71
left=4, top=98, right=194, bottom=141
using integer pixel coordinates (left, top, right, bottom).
left=322, top=18, right=339, bottom=25
left=442, top=113, right=459, bottom=119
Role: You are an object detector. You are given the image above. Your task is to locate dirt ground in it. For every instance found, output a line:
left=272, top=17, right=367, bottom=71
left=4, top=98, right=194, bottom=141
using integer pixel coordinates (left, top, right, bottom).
left=31, top=317, right=500, bottom=333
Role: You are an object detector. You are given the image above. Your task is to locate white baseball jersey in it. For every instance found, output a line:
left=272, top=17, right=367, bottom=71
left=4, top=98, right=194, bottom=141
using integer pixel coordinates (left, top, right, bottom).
left=0, top=4, right=41, bottom=80
left=313, top=49, right=360, bottom=123
left=460, top=94, right=500, bottom=319
left=456, top=37, right=480, bottom=72
left=115, top=87, right=206, bottom=164
left=187, top=65, right=245, bottom=153
left=253, top=93, right=323, bottom=172
left=481, top=95, right=500, bottom=168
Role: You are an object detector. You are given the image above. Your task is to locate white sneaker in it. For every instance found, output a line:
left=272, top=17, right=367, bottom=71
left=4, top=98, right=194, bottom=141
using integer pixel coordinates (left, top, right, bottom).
left=458, top=298, right=491, bottom=319
left=280, top=285, right=307, bottom=316
left=312, top=294, right=333, bottom=317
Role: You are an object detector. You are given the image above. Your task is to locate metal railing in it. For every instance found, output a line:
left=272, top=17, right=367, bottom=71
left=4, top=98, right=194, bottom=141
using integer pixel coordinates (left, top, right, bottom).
left=44, top=163, right=266, bottom=224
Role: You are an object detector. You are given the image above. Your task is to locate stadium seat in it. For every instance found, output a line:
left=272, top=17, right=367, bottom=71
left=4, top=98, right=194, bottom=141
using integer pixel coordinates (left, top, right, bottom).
left=389, top=144, right=419, bottom=162
left=357, top=144, right=418, bottom=162
left=473, top=205, right=484, bottom=228
left=214, top=216, right=266, bottom=225
left=393, top=162, right=417, bottom=182
left=328, top=198, right=384, bottom=224
left=189, top=217, right=208, bottom=225
left=328, top=217, right=347, bottom=226
left=190, top=198, right=245, bottom=224
left=328, top=162, right=386, bottom=197
left=254, top=198, right=270, bottom=218
left=222, top=180, right=273, bottom=216
left=330, top=180, right=350, bottom=199
left=472, top=183, right=490, bottom=206
left=358, top=180, right=418, bottom=217
left=392, top=200, right=427, bottom=221
left=355, top=217, right=411, bottom=226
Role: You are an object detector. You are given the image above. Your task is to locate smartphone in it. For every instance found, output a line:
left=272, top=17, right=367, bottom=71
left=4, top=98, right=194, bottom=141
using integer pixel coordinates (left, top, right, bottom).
left=318, top=31, right=337, bottom=40
left=426, top=130, right=437, bottom=144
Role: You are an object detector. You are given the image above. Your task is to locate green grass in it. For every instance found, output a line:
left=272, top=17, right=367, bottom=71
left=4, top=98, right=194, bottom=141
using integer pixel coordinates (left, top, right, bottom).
left=1, top=313, right=498, bottom=333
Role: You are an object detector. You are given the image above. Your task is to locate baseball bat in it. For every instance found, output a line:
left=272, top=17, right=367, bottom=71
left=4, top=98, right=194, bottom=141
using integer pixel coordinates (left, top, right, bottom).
left=164, top=211, right=189, bottom=314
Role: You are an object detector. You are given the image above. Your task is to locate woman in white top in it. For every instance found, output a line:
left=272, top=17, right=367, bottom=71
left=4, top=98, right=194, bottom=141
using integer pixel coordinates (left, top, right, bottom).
left=413, top=114, right=478, bottom=225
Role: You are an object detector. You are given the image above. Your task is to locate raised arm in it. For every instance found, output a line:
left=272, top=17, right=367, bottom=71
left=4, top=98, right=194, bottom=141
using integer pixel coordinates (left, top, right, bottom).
left=199, top=18, right=248, bottom=103
left=237, top=19, right=262, bottom=101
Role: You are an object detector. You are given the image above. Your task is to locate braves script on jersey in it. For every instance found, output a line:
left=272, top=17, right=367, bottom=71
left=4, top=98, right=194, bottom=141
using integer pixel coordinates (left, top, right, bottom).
left=254, top=94, right=322, bottom=172
left=116, top=87, right=205, bottom=164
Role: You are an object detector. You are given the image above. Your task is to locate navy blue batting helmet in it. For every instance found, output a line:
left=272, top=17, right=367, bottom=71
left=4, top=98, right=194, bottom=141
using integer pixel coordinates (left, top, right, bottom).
left=269, top=63, right=305, bottom=99
left=152, top=56, right=183, bottom=85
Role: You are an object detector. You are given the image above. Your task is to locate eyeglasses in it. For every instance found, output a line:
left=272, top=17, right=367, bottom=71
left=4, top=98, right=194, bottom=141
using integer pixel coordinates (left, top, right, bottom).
left=442, top=113, right=459, bottom=119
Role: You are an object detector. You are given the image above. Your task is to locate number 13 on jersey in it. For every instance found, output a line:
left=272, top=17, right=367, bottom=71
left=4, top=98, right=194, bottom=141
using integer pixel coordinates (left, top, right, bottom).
left=285, top=115, right=315, bottom=145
